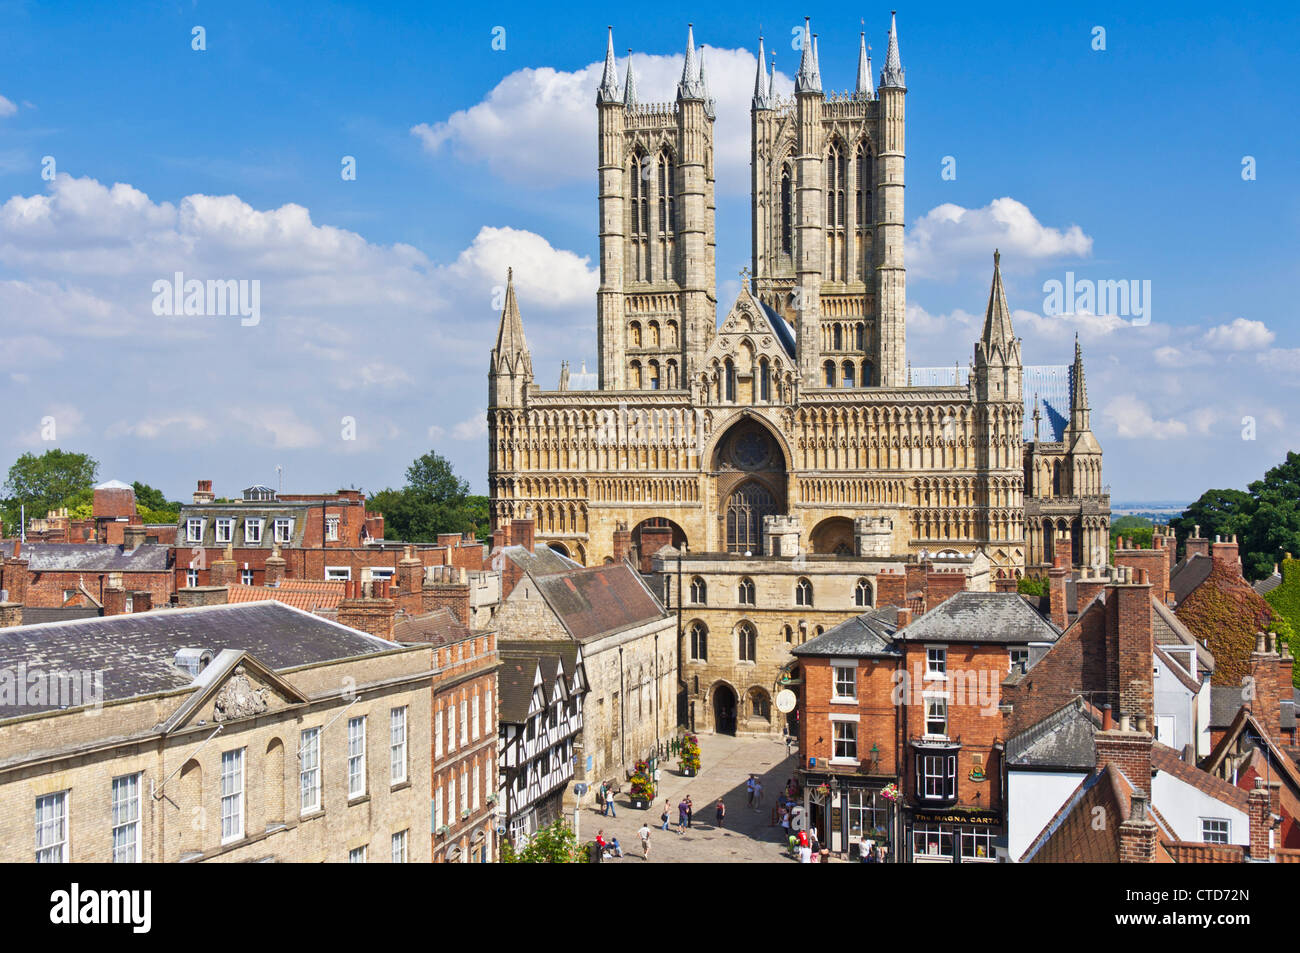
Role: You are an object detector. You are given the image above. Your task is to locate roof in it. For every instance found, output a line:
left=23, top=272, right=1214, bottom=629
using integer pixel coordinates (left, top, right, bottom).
left=532, top=564, right=668, bottom=643
left=755, top=298, right=796, bottom=359
left=893, top=591, right=1061, bottom=644
left=1023, top=365, right=1071, bottom=442
left=0, top=541, right=170, bottom=572
left=392, top=608, right=471, bottom=645
left=792, top=607, right=901, bottom=658
left=15, top=606, right=102, bottom=624
left=1171, top=553, right=1213, bottom=604
left=1006, top=697, right=1099, bottom=770
left=1022, top=763, right=1175, bottom=864
left=94, top=479, right=133, bottom=491
left=1152, top=598, right=1214, bottom=673
left=0, top=601, right=399, bottom=718
left=500, top=544, right=581, bottom=578
left=498, top=641, right=584, bottom=723
left=1253, top=570, right=1283, bottom=597
left=1209, top=686, right=1245, bottom=727
left=1203, top=705, right=1300, bottom=793
left=1154, top=644, right=1202, bottom=694
left=1150, top=742, right=1249, bottom=812
left=226, top=579, right=347, bottom=613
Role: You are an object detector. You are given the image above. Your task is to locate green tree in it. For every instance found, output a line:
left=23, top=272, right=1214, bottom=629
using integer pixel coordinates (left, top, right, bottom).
left=367, top=451, right=479, bottom=542
left=500, top=818, right=585, bottom=864
left=1266, top=557, right=1300, bottom=687
left=1241, top=452, right=1300, bottom=581
left=1017, top=575, right=1046, bottom=597
left=131, top=481, right=180, bottom=524
left=1170, top=488, right=1253, bottom=559
left=2, top=449, right=99, bottom=530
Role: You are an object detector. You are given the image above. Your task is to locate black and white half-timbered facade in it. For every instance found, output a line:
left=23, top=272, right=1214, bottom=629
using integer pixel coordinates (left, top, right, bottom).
left=497, top=643, right=588, bottom=845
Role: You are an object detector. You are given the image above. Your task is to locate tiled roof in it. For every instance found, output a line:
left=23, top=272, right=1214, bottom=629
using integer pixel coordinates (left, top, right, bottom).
left=1006, top=697, right=1099, bottom=770
left=496, top=655, right=540, bottom=723
left=792, top=607, right=901, bottom=658
left=226, top=579, right=346, bottom=612
left=392, top=608, right=470, bottom=645
left=1209, top=686, right=1246, bottom=727
left=894, top=591, right=1061, bottom=644
left=500, top=544, right=581, bottom=578
left=0, top=541, right=170, bottom=572
left=1151, top=742, right=1249, bottom=812
left=1022, top=763, right=1176, bottom=863
left=17, top=606, right=101, bottom=624
left=1171, top=553, right=1213, bottom=604
left=533, top=564, right=667, bottom=643
left=1204, top=706, right=1300, bottom=793
left=0, top=601, right=397, bottom=718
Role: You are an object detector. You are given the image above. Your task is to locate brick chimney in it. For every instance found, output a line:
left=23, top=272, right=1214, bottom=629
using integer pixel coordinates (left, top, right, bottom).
left=209, top=545, right=238, bottom=587
left=0, top=602, right=22, bottom=628
left=397, top=546, right=424, bottom=597
left=1249, top=632, right=1284, bottom=742
left=130, top=590, right=152, bottom=613
left=1113, top=542, right=1170, bottom=608
left=1118, top=790, right=1159, bottom=863
left=0, top=553, right=29, bottom=606
left=193, top=479, right=215, bottom=505
left=611, top=522, right=632, bottom=564
left=178, top=586, right=229, bottom=608
left=512, top=512, right=536, bottom=551
left=895, top=607, right=913, bottom=630
left=103, top=586, right=128, bottom=617
left=1248, top=779, right=1272, bottom=861
left=264, top=545, right=286, bottom=587
left=338, top=577, right=397, bottom=640
left=1076, top=566, right=1107, bottom=610
left=123, top=523, right=148, bottom=552
left=994, top=576, right=1018, bottom=594
left=422, top=565, right=471, bottom=626
left=924, top=568, right=966, bottom=610
left=1048, top=538, right=1071, bottom=631
left=1184, top=525, right=1210, bottom=561
left=1211, top=535, right=1241, bottom=576
left=437, top=533, right=461, bottom=549
left=876, top=569, right=906, bottom=608
left=1095, top=719, right=1154, bottom=794
left=1114, top=568, right=1155, bottom=726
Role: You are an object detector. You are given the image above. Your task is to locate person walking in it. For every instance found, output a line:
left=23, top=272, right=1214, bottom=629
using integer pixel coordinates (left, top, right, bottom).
left=684, top=796, right=694, bottom=829
left=661, top=799, right=672, bottom=832
left=797, top=827, right=811, bottom=865
left=754, top=778, right=764, bottom=808
left=597, top=782, right=608, bottom=816
left=638, top=822, right=652, bottom=860
left=677, top=799, right=688, bottom=831
left=604, top=785, right=616, bottom=818
left=715, top=798, right=726, bottom=828
left=746, top=776, right=755, bottom=808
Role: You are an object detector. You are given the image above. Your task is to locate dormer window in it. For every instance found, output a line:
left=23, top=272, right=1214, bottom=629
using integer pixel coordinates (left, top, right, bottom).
left=325, top=516, right=340, bottom=542
left=274, top=518, right=293, bottom=544
left=215, top=518, right=234, bottom=543
left=244, top=519, right=264, bottom=544
left=186, top=518, right=205, bottom=543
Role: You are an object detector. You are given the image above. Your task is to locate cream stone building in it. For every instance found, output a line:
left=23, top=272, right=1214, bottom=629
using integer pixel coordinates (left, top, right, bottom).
left=487, top=17, right=1107, bottom=578
left=0, top=602, right=433, bottom=863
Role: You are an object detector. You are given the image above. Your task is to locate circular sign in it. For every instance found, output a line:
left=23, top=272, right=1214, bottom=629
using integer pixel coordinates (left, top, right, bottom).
left=574, top=782, right=589, bottom=797
left=776, top=689, right=797, bottom=714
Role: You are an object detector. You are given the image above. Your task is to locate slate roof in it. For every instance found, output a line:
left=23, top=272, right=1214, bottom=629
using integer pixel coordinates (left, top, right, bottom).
left=1209, top=686, right=1245, bottom=727
left=0, top=601, right=397, bottom=718
left=17, top=606, right=102, bottom=624
left=500, top=544, right=581, bottom=578
left=175, top=504, right=318, bottom=549
left=893, top=591, right=1061, bottom=644
left=1171, top=553, right=1213, bottom=604
left=0, top=542, right=170, bottom=572
left=1023, top=365, right=1071, bottom=442
left=1253, top=570, right=1283, bottom=597
left=496, top=654, right=541, bottom=723
left=1006, top=697, right=1099, bottom=770
left=755, top=298, right=796, bottom=359
left=532, top=564, right=668, bottom=644
left=791, top=607, right=901, bottom=658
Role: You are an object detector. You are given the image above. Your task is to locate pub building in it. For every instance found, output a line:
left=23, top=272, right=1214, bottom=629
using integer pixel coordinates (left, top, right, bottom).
left=793, top=593, right=1061, bottom=862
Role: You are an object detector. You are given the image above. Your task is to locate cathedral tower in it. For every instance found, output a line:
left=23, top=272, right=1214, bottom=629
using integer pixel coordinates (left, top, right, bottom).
left=596, top=26, right=716, bottom=391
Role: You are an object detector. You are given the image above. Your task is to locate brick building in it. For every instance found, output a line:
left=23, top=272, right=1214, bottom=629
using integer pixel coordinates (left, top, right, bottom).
left=0, top=601, right=434, bottom=863
left=1, top=539, right=173, bottom=612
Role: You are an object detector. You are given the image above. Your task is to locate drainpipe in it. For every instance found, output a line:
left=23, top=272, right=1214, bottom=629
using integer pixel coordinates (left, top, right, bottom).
left=619, top=645, right=626, bottom=772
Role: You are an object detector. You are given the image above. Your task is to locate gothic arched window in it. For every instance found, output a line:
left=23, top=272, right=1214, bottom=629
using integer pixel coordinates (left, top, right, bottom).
left=857, top=143, right=872, bottom=281
left=738, top=577, right=755, bottom=605
left=750, top=690, right=771, bottom=720
left=690, top=576, right=707, bottom=605
left=780, top=165, right=793, bottom=256
left=759, top=357, right=771, bottom=402
left=855, top=578, right=873, bottom=607
left=727, top=483, right=775, bottom=554
left=629, top=360, right=642, bottom=389
left=648, top=360, right=660, bottom=391
left=630, top=151, right=649, bottom=281
left=824, top=361, right=836, bottom=387
left=833, top=324, right=843, bottom=351
left=737, top=622, right=757, bottom=662
left=658, top=150, right=674, bottom=234
left=795, top=577, right=813, bottom=607
left=689, top=622, right=708, bottom=661
left=855, top=322, right=865, bottom=350
left=724, top=358, right=736, bottom=402
left=842, top=361, right=856, bottom=388
left=826, top=140, right=847, bottom=281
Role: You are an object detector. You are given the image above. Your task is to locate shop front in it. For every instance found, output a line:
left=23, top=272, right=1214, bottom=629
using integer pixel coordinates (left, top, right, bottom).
left=904, top=808, right=1002, bottom=863
left=799, top=771, right=900, bottom=862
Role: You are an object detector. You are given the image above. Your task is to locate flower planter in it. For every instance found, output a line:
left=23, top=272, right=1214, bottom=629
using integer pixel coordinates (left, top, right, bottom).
left=631, top=798, right=649, bottom=810
left=681, top=767, right=697, bottom=777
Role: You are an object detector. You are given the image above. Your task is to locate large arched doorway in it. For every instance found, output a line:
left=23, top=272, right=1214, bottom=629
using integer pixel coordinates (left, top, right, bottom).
left=630, top=518, right=687, bottom=572
left=810, top=516, right=854, bottom=555
left=711, top=418, right=788, bottom=554
left=712, top=683, right=737, bottom=735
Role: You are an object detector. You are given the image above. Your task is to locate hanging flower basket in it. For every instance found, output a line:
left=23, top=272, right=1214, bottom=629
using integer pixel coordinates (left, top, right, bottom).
left=880, top=782, right=901, bottom=802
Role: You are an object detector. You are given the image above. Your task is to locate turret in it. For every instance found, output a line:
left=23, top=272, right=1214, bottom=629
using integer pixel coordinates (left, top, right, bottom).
left=972, top=249, right=1023, bottom=404
left=855, top=31, right=874, bottom=100
left=489, top=268, right=533, bottom=408
left=1066, top=335, right=1103, bottom=492
left=595, top=26, right=627, bottom=388
left=875, top=11, right=907, bottom=387
left=794, top=18, right=825, bottom=387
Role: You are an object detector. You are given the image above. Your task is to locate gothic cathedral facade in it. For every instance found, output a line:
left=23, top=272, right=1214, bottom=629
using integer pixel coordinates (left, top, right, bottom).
left=488, top=17, right=1109, bottom=579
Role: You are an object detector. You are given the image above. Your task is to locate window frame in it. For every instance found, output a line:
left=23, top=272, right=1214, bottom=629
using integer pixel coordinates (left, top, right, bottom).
left=111, top=773, right=142, bottom=863
left=273, top=517, right=293, bottom=544
left=832, top=663, right=857, bottom=703
left=185, top=518, right=205, bottom=544
left=1200, top=818, right=1230, bottom=844
left=795, top=577, right=813, bottom=607
left=220, top=748, right=245, bottom=844
left=35, top=790, right=69, bottom=863
left=300, top=727, right=321, bottom=815
left=244, top=518, right=264, bottom=543
left=830, top=717, right=859, bottom=765
left=214, top=517, right=234, bottom=543
left=347, top=716, right=367, bottom=799
left=390, top=707, right=408, bottom=786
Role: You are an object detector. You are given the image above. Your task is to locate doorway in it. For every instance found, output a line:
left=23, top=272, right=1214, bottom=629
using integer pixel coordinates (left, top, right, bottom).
left=713, top=684, right=737, bottom=735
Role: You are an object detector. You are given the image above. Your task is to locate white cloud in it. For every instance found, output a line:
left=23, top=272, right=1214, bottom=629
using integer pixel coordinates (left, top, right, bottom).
left=15, top=402, right=84, bottom=445
left=1202, top=317, right=1275, bottom=351
left=1102, top=395, right=1190, bottom=440
left=444, top=226, right=596, bottom=311
left=106, top=414, right=213, bottom=441
left=0, top=96, right=16, bottom=118
left=413, top=44, right=783, bottom=196
left=906, top=197, right=1092, bottom=280
left=450, top=412, right=487, bottom=441
left=1256, top=348, right=1300, bottom=384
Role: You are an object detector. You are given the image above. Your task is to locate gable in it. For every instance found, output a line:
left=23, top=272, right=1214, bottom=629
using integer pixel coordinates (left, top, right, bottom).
left=700, top=290, right=797, bottom=373
left=159, top=650, right=308, bottom=733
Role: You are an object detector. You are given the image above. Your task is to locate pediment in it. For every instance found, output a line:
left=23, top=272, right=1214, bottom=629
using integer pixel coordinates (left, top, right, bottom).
left=159, top=650, right=308, bottom=733
left=702, top=289, right=795, bottom=373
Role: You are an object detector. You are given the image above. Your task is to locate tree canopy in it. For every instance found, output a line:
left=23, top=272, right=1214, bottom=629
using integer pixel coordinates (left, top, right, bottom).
left=366, top=451, right=487, bottom=543
left=2, top=449, right=99, bottom=531
left=501, top=818, right=585, bottom=864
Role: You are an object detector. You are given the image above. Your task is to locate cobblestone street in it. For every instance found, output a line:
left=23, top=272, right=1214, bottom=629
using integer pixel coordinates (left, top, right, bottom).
left=579, top=733, right=806, bottom=864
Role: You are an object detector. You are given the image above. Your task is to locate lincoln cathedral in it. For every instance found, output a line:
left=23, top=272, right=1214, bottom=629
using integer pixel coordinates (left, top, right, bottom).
left=487, top=15, right=1109, bottom=584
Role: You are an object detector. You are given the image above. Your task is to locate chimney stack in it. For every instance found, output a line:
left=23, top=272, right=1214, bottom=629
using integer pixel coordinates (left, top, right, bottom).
left=123, top=523, right=148, bottom=552
left=264, top=545, right=286, bottom=587
left=1118, top=791, right=1159, bottom=863
left=103, top=586, right=128, bottom=617
left=1184, top=525, right=1210, bottom=561
left=1248, top=779, right=1272, bottom=861
left=1048, top=539, right=1071, bottom=631
left=612, top=522, right=632, bottom=564
left=130, top=590, right=153, bottom=613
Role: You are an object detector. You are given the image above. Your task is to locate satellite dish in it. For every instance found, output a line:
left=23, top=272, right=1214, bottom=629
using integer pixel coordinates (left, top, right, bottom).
left=776, top=689, right=797, bottom=714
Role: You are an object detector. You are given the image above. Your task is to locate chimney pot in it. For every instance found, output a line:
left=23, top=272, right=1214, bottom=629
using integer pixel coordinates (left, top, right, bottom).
left=1102, top=704, right=1113, bottom=731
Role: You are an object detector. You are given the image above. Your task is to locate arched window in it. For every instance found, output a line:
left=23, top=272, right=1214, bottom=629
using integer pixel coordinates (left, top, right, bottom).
left=727, top=482, right=776, bottom=554
left=648, top=360, right=660, bottom=391
left=795, top=577, right=813, bottom=607
left=780, top=165, right=793, bottom=255
left=824, top=361, right=836, bottom=387
left=630, top=151, right=649, bottom=281
left=690, top=576, right=707, bottom=605
left=629, top=361, right=642, bottom=389
left=629, top=322, right=641, bottom=348
left=665, top=320, right=678, bottom=346
left=689, top=622, right=708, bottom=661
left=833, top=324, right=843, bottom=351
left=855, top=578, right=873, bottom=607
left=738, top=577, right=755, bottom=605
left=737, top=622, right=757, bottom=662
left=658, top=151, right=674, bottom=234
left=750, top=690, right=771, bottom=720
left=783, top=624, right=794, bottom=643
left=724, top=358, right=736, bottom=402
left=855, top=322, right=865, bottom=350
left=666, top=359, right=678, bottom=389
left=759, top=357, right=771, bottom=402
left=648, top=321, right=660, bottom=347
left=842, top=362, right=856, bottom=388
left=826, top=141, right=847, bottom=280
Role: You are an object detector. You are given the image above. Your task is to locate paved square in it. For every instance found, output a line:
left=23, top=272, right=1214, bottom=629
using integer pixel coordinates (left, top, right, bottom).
left=578, top=733, right=807, bottom=864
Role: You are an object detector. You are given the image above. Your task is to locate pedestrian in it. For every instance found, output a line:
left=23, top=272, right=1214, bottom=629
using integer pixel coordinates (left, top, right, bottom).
left=754, top=778, right=764, bottom=808
left=604, top=785, right=616, bottom=818
left=715, top=798, right=726, bottom=828
left=677, top=799, right=688, bottom=831
left=780, top=807, right=790, bottom=839
left=661, top=799, right=672, bottom=832
left=596, top=829, right=607, bottom=855
left=638, top=822, right=652, bottom=859
left=797, top=827, right=811, bottom=865
left=746, top=776, right=755, bottom=807
left=685, top=795, right=694, bottom=828
left=598, top=782, right=608, bottom=816
left=608, top=837, right=624, bottom=858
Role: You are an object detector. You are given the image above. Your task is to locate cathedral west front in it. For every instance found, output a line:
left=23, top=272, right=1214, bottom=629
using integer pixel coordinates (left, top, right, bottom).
left=487, top=15, right=1109, bottom=591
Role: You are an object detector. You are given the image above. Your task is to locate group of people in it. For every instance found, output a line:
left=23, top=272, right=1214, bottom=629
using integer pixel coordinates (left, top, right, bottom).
left=660, top=796, right=695, bottom=832
left=596, top=782, right=617, bottom=817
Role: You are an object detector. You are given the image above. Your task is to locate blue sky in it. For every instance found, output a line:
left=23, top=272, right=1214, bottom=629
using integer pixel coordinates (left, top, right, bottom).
left=0, top=0, right=1296, bottom=505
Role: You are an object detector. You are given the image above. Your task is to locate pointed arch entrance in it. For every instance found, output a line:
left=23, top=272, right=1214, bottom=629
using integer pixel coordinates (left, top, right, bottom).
left=712, top=682, right=738, bottom=735
left=710, top=416, right=789, bottom=554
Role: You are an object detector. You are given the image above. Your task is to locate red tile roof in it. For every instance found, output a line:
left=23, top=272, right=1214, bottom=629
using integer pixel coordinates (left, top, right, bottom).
left=226, top=580, right=346, bottom=612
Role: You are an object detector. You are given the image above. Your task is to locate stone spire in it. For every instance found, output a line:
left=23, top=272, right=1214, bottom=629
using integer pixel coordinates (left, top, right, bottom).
left=795, top=18, right=821, bottom=93
left=597, top=26, right=621, bottom=103
left=490, top=268, right=532, bottom=406
left=855, top=31, right=874, bottom=99
left=880, top=11, right=905, bottom=88
left=699, top=46, right=715, bottom=117
left=678, top=24, right=704, bottom=100
left=623, top=50, right=638, bottom=108
left=981, top=250, right=1016, bottom=351
left=769, top=52, right=778, bottom=101
left=753, top=35, right=772, bottom=109
left=1070, top=334, right=1091, bottom=430
left=812, top=34, right=822, bottom=86
left=1032, top=393, right=1042, bottom=441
